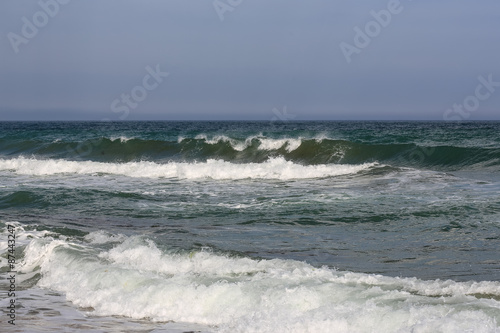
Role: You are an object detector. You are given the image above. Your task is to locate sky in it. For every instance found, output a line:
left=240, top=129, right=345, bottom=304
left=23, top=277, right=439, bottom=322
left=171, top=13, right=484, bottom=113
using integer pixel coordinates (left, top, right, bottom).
left=1, top=0, right=499, bottom=121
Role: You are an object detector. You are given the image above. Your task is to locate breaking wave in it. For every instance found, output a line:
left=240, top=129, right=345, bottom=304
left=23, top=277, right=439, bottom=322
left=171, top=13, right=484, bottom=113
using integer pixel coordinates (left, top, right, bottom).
left=0, top=157, right=377, bottom=180
left=2, top=222, right=499, bottom=333
left=1, top=134, right=499, bottom=169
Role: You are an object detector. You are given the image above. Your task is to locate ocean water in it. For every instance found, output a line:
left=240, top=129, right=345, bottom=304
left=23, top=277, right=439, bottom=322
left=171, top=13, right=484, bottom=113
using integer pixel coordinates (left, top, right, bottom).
left=1, top=121, right=499, bottom=333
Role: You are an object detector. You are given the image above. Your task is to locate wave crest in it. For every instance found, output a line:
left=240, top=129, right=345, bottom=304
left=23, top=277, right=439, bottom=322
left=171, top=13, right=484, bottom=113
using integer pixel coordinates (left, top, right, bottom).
left=5, top=225, right=498, bottom=333
left=0, top=157, right=376, bottom=180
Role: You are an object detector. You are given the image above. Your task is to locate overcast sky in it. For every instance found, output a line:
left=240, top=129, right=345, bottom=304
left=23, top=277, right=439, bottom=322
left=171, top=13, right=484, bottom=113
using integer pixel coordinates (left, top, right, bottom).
left=1, top=0, right=499, bottom=121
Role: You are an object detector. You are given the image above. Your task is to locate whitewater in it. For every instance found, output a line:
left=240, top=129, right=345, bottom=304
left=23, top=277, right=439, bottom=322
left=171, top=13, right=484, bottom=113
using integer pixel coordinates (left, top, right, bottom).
left=0, top=157, right=377, bottom=180
left=2, top=223, right=500, bottom=333
left=1, top=121, right=500, bottom=332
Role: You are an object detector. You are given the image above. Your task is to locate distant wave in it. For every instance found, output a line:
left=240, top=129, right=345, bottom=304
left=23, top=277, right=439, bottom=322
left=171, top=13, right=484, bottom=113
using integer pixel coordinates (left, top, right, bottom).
left=0, top=157, right=377, bottom=180
left=1, top=135, right=499, bottom=170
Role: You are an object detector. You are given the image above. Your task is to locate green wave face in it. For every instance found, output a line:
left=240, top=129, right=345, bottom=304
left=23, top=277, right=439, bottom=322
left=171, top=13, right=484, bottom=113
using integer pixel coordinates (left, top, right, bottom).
left=1, top=121, right=499, bottom=170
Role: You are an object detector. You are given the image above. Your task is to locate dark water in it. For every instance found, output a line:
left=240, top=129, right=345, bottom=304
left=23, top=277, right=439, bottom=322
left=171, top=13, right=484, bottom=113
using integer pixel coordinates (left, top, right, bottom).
left=1, top=121, right=499, bottom=332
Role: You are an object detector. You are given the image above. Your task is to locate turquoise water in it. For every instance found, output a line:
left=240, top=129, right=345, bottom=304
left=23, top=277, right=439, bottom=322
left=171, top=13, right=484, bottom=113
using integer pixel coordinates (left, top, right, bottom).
left=1, top=121, right=499, bottom=332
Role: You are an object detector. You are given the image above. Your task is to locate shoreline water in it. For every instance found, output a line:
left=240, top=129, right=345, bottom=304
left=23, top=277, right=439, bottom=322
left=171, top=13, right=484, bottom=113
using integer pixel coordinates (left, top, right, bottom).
left=1, top=121, right=499, bottom=332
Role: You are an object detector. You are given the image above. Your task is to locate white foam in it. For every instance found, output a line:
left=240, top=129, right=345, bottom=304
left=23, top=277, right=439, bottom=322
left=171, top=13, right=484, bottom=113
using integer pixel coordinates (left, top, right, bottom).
left=109, top=136, right=134, bottom=143
left=84, top=230, right=127, bottom=244
left=16, top=233, right=500, bottom=333
left=195, top=134, right=250, bottom=151
left=0, top=157, right=376, bottom=180
left=192, top=134, right=308, bottom=152
left=258, top=138, right=302, bottom=152
left=0, top=288, right=212, bottom=333
left=0, top=221, right=55, bottom=253
left=194, top=134, right=232, bottom=146
left=216, top=202, right=260, bottom=209
left=313, top=133, right=330, bottom=143
left=0, top=222, right=64, bottom=286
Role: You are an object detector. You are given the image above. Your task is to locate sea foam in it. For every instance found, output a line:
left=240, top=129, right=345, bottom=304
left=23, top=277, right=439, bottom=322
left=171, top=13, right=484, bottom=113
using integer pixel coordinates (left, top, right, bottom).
left=190, top=134, right=310, bottom=153
left=7, top=225, right=500, bottom=333
left=0, top=157, right=376, bottom=180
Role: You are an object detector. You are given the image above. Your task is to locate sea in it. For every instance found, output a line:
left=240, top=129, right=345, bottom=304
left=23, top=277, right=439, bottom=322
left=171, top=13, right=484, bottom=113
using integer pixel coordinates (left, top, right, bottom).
left=1, top=121, right=499, bottom=333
